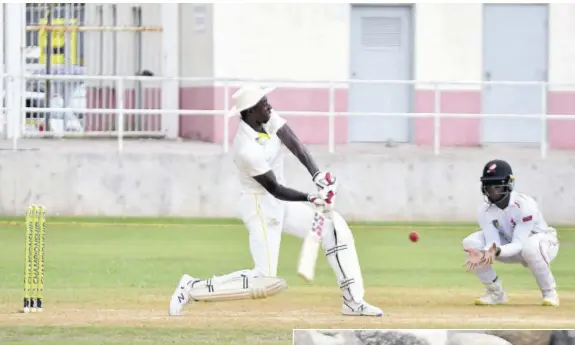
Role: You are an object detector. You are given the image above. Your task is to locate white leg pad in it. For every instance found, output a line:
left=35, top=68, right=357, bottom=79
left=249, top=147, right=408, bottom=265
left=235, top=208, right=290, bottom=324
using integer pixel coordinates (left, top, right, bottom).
left=187, top=276, right=287, bottom=302
left=321, top=211, right=365, bottom=303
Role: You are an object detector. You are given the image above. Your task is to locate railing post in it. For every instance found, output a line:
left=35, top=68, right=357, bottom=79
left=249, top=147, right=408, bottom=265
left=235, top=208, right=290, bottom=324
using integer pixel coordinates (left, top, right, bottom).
left=328, top=83, right=335, bottom=153
left=5, top=3, right=24, bottom=150
left=540, top=81, right=548, bottom=159
left=117, top=78, right=124, bottom=153
left=161, top=3, right=180, bottom=139
left=0, top=3, right=4, bottom=140
left=223, top=81, right=230, bottom=153
left=433, top=83, right=441, bottom=156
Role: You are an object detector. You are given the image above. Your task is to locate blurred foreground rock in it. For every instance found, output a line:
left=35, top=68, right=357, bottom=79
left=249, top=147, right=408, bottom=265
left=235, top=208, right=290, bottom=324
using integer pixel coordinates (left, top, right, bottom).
left=551, top=331, right=575, bottom=345
left=485, top=330, right=552, bottom=345
left=354, top=331, right=431, bottom=345
left=293, top=330, right=348, bottom=345
left=293, top=330, right=432, bottom=345
left=447, top=333, right=512, bottom=345
left=294, top=330, right=573, bottom=345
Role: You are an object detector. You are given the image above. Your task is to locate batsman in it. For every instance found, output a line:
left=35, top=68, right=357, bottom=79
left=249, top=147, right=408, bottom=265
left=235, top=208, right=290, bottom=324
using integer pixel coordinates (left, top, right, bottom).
left=168, top=85, right=382, bottom=317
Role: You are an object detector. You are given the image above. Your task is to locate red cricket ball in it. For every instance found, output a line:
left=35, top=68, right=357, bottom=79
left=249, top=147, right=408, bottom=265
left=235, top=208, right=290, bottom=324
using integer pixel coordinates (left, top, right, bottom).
left=409, top=231, right=419, bottom=242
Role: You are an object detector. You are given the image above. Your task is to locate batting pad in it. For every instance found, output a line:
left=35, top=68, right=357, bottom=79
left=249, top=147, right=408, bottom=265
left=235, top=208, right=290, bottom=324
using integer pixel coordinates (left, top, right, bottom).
left=321, top=211, right=365, bottom=303
left=188, top=276, right=287, bottom=302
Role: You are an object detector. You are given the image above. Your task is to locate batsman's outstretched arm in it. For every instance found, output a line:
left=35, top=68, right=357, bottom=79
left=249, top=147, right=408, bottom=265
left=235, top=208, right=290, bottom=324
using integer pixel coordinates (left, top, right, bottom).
left=277, top=124, right=320, bottom=178
left=252, top=171, right=328, bottom=206
left=253, top=171, right=308, bottom=202
left=277, top=124, right=337, bottom=191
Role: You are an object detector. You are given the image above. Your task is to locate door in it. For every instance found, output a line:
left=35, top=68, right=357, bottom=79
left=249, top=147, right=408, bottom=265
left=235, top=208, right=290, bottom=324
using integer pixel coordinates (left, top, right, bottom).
left=348, top=5, right=413, bottom=143
left=482, top=4, right=549, bottom=143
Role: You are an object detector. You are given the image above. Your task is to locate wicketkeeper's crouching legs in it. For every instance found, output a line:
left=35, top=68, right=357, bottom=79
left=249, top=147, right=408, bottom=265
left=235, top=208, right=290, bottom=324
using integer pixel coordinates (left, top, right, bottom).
left=462, top=230, right=560, bottom=306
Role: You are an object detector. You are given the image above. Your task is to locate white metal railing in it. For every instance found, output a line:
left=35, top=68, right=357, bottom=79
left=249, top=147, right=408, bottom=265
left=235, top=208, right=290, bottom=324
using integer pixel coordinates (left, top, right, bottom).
left=2, top=74, right=575, bottom=157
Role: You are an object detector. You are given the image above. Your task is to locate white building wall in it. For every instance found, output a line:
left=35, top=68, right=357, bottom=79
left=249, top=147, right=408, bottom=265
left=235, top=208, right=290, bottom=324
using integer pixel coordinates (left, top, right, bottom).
left=179, top=3, right=215, bottom=87
left=415, top=3, right=482, bottom=89
left=81, top=3, right=487, bottom=87
left=549, top=3, right=575, bottom=91
left=417, top=3, right=574, bottom=92
left=81, top=3, right=575, bottom=91
left=212, top=3, right=348, bottom=81
left=210, top=3, right=486, bottom=86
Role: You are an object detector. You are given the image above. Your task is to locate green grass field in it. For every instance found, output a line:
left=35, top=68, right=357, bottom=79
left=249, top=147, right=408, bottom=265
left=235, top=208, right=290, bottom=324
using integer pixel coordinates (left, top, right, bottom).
left=0, top=218, right=574, bottom=345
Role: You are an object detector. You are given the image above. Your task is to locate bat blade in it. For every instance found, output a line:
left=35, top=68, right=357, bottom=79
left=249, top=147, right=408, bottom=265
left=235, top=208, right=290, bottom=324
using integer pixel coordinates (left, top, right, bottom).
left=297, top=196, right=336, bottom=282
left=297, top=232, right=321, bottom=282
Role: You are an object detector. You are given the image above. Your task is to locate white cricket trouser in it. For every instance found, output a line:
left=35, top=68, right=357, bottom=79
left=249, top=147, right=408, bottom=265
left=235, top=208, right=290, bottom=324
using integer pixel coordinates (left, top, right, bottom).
left=206, top=192, right=366, bottom=303
left=462, top=230, right=559, bottom=291
left=238, top=193, right=314, bottom=277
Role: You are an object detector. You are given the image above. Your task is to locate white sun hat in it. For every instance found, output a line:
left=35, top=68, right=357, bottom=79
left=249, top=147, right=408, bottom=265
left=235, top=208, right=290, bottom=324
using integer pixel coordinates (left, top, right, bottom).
left=226, top=84, right=276, bottom=118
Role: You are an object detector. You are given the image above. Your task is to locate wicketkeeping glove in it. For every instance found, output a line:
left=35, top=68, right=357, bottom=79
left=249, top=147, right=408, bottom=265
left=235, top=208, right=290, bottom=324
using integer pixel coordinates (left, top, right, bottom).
left=463, top=242, right=498, bottom=272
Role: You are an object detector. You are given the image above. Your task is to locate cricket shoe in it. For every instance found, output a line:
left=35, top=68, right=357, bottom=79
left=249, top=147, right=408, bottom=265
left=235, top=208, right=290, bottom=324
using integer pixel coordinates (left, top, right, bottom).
left=168, top=274, right=200, bottom=316
left=475, top=279, right=508, bottom=305
left=542, top=289, right=559, bottom=306
left=341, top=299, right=383, bottom=317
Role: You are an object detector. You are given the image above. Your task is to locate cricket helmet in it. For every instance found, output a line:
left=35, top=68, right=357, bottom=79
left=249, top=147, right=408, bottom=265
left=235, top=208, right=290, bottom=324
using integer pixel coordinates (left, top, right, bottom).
left=480, top=159, right=515, bottom=204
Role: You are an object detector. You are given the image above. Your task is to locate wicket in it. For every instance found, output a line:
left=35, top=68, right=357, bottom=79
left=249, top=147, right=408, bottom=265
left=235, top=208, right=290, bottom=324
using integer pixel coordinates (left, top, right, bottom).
left=23, top=204, right=46, bottom=313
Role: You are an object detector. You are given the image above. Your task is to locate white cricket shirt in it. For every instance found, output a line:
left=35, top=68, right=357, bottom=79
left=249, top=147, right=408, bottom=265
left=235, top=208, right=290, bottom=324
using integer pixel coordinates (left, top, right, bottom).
left=477, top=190, right=556, bottom=258
left=232, top=110, right=287, bottom=195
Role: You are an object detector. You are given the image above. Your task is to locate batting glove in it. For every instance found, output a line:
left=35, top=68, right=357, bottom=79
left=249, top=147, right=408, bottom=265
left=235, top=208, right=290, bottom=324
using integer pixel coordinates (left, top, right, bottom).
left=307, top=188, right=335, bottom=207
left=313, top=171, right=338, bottom=195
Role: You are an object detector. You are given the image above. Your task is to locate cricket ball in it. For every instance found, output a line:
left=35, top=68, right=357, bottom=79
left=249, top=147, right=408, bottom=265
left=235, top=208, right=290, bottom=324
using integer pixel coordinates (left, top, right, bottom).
left=409, top=231, right=419, bottom=242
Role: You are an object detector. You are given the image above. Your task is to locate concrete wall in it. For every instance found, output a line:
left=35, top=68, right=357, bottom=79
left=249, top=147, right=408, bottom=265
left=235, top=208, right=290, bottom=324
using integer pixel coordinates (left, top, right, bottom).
left=1, top=141, right=574, bottom=224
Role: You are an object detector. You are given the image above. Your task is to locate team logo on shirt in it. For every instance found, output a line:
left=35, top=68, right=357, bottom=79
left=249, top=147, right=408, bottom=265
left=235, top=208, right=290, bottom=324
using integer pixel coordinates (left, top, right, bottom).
left=492, top=220, right=501, bottom=230
left=255, top=134, right=270, bottom=146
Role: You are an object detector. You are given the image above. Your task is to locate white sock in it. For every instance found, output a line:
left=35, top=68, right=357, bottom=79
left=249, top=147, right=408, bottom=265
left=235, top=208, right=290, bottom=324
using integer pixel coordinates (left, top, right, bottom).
left=475, top=266, right=498, bottom=284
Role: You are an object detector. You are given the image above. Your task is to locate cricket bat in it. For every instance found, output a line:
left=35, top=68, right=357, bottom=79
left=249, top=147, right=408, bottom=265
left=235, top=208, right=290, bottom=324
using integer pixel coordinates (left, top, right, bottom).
left=297, top=193, right=335, bottom=282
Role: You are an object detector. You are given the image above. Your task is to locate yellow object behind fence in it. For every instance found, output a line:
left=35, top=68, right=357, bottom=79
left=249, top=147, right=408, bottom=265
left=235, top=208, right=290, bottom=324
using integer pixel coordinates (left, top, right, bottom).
left=39, top=17, right=78, bottom=65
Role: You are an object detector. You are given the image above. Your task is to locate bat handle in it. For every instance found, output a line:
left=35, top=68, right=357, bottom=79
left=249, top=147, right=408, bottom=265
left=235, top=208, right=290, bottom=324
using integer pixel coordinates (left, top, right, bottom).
left=321, top=194, right=335, bottom=216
